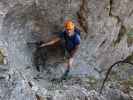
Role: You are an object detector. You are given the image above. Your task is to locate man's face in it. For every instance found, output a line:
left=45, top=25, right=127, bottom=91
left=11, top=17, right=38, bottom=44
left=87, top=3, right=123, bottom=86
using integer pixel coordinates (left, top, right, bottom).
left=66, top=29, right=74, bottom=36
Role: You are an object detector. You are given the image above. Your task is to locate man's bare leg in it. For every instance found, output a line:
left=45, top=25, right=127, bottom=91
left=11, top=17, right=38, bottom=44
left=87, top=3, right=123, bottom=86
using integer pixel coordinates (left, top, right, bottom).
left=61, top=58, right=74, bottom=80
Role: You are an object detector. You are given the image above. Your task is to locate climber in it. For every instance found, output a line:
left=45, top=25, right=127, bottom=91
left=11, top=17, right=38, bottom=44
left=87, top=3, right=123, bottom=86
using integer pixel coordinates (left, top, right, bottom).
left=40, top=20, right=81, bottom=80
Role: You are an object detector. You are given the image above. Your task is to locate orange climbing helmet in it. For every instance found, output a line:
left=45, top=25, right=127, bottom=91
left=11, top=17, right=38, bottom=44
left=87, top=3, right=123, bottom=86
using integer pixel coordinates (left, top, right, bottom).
left=64, top=20, right=75, bottom=30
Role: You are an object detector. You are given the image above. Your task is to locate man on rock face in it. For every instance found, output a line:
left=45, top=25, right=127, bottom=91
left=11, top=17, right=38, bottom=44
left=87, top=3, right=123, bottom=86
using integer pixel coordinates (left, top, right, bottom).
left=40, top=20, right=81, bottom=80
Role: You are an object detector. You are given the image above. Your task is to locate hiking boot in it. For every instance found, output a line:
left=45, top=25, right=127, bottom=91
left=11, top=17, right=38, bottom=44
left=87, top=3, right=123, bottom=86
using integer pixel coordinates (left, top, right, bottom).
left=60, top=68, right=70, bottom=80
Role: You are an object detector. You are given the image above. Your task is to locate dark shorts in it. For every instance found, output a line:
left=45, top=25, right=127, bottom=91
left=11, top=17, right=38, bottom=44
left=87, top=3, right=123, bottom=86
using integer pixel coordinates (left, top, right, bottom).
left=60, top=44, right=75, bottom=59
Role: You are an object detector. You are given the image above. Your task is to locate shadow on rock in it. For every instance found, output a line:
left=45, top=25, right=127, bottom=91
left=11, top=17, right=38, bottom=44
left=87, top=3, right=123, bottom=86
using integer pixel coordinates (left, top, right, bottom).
left=32, top=41, right=65, bottom=74
left=33, top=46, right=47, bottom=72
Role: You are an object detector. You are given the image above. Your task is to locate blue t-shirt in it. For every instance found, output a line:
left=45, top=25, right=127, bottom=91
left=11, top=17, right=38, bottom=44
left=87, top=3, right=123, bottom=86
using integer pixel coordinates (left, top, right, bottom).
left=59, top=29, right=81, bottom=51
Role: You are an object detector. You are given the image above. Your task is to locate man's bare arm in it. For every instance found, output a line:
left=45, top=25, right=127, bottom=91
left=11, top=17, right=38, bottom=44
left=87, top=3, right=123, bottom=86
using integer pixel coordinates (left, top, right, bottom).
left=40, top=36, right=60, bottom=47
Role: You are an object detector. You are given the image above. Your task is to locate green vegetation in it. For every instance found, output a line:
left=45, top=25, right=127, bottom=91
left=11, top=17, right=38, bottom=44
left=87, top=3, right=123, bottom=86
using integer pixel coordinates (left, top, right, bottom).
left=0, top=49, right=4, bottom=64
left=119, top=76, right=133, bottom=87
left=83, top=76, right=98, bottom=90
left=112, top=27, right=133, bottom=47
left=125, top=53, right=133, bottom=62
left=127, top=29, right=133, bottom=46
left=106, top=62, right=133, bottom=93
left=112, top=25, right=126, bottom=46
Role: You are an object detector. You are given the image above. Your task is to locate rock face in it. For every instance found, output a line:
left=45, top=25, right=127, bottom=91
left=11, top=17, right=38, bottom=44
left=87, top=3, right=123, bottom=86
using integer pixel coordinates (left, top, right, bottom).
left=0, top=0, right=133, bottom=100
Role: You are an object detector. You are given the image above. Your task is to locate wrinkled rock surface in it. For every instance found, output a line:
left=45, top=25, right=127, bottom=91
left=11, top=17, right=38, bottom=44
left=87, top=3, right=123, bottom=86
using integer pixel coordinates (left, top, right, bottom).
left=0, top=0, right=133, bottom=100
